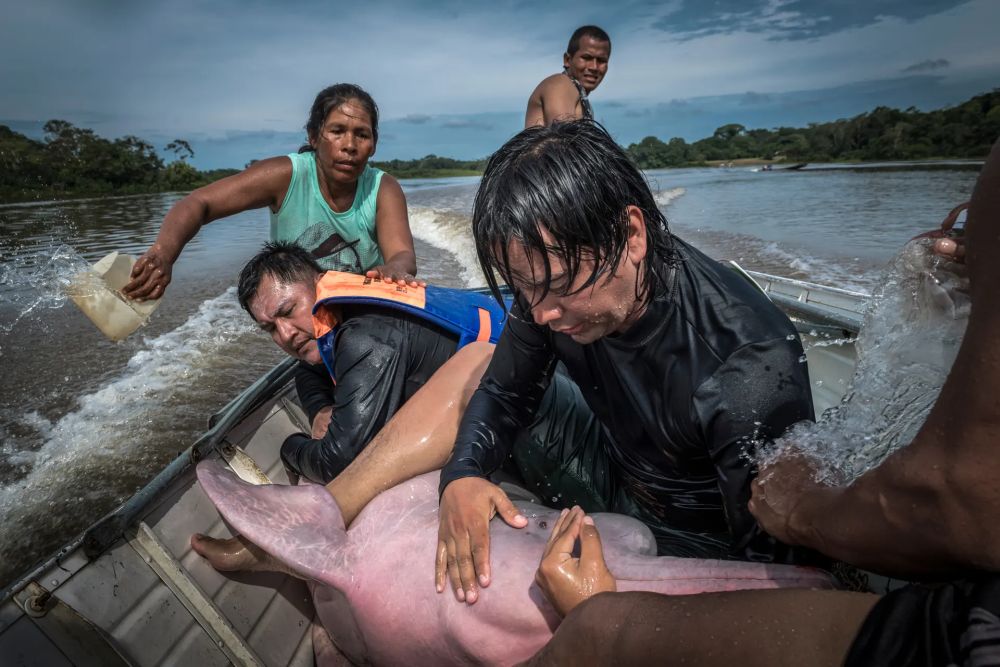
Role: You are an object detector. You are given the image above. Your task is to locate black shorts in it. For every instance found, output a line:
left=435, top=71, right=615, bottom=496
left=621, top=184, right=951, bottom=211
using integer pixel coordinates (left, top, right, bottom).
left=845, top=575, right=1000, bottom=667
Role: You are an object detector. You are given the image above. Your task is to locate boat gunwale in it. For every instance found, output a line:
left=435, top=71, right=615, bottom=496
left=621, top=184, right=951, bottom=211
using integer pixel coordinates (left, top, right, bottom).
left=0, top=356, right=300, bottom=604
left=1, top=278, right=868, bottom=604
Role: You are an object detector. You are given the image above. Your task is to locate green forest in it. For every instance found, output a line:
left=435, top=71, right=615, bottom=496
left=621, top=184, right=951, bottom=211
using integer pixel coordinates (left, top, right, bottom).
left=0, top=121, right=237, bottom=203
left=370, top=155, right=486, bottom=179
left=2, top=89, right=997, bottom=202
left=626, top=89, right=1000, bottom=168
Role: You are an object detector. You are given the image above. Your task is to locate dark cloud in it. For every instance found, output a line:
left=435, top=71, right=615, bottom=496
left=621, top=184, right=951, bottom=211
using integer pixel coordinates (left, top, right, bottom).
left=654, top=99, right=704, bottom=116
left=441, top=119, right=495, bottom=130
left=740, top=91, right=773, bottom=106
left=183, top=129, right=302, bottom=143
left=620, top=98, right=703, bottom=118
left=398, top=114, right=432, bottom=124
left=902, top=58, right=951, bottom=72
left=652, top=0, right=973, bottom=41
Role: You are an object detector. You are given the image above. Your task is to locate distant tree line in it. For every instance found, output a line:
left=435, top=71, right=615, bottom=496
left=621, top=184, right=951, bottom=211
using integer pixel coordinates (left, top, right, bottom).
left=0, top=121, right=237, bottom=203
left=627, top=89, right=1000, bottom=168
left=371, top=155, right=488, bottom=179
left=4, top=89, right=997, bottom=202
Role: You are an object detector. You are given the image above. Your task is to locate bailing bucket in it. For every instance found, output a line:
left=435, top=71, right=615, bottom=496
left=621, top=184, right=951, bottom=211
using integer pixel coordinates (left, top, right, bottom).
left=68, top=252, right=161, bottom=341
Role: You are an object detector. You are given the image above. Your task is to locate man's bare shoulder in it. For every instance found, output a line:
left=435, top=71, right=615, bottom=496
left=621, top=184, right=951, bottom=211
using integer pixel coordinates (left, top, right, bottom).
left=533, top=72, right=576, bottom=98
left=526, top=73, right=581, bottom=127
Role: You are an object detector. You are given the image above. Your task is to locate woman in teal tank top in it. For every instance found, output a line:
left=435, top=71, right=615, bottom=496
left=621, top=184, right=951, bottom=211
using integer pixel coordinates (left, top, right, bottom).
left=124, top=84, right=420, bottom=301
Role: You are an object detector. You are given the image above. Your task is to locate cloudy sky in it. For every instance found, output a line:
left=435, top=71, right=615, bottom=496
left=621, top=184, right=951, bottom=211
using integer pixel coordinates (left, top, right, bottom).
left=2, top=0, right=998, bottom=169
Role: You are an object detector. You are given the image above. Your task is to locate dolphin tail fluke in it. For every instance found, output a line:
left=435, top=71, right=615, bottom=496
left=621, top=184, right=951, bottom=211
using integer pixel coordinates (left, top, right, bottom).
left=196, top=460, right=350, bottom=588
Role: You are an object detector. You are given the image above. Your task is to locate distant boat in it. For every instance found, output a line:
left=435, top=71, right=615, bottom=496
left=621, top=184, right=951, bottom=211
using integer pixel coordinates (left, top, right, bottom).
left=757, top=162, right=808, bottom=172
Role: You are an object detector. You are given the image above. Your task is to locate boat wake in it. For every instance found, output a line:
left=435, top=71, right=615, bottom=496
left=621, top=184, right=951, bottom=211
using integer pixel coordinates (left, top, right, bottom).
left=654, top=187, right=686, bottom=207
left=0, top=288, right=280, bottom=584
left=408, top=206, right=484, bottom=287
left=669, top=225, right=878, bottom=292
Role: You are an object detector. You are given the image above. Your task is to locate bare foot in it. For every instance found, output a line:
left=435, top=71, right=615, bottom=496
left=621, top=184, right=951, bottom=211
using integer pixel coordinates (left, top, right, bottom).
left=190, top=533, right=286, bottom=573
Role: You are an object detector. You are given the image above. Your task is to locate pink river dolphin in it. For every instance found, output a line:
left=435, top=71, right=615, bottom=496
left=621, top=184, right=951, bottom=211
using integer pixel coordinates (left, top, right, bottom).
left=197, top=461, right=835, bottom=666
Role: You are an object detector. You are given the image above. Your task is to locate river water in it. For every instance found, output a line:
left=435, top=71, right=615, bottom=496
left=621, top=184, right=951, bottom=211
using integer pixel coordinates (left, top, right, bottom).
left=0, top=164, right=978, bottom=585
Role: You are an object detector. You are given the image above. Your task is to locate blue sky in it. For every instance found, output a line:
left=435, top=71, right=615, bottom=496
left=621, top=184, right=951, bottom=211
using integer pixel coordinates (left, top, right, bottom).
left=1, top=0, right=998, bottom=169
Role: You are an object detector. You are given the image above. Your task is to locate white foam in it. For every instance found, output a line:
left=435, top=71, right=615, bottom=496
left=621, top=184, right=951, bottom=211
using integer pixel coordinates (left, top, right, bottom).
left=0, top=288, right=267, bottom=562
left=407, top=206, right=484, bottom=287
left=755, top=241, right=874, bottom=292
left=654, top=187, right=686, bottom=207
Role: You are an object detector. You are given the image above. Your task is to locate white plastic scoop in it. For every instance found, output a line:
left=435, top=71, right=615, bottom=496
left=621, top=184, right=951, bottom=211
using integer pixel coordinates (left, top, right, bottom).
left=68, top=251, right=161, bottom=341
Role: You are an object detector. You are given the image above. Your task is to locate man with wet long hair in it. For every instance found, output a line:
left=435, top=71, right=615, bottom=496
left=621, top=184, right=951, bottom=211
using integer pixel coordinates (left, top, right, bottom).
left=435, top=120, right=818, bottom=605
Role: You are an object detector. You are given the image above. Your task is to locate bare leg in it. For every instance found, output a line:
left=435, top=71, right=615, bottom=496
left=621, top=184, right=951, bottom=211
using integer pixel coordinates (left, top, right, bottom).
left=523, top=589, right=878, bottom=667
left=327, top=341, right=494, bottom=525
left=194, top=342, right=494, bottom=571
left=190, top=533, right=297, bottom=576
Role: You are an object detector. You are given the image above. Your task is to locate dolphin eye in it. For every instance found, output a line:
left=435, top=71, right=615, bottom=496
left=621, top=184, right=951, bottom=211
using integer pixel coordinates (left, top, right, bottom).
left=538, top=521, right=547, bottom=529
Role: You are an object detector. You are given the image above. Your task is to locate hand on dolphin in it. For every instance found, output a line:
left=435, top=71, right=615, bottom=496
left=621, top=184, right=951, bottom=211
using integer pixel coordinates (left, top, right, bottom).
left=436, top=476, right=527, bottom=604
left=534, top=506, right=617, bottom=617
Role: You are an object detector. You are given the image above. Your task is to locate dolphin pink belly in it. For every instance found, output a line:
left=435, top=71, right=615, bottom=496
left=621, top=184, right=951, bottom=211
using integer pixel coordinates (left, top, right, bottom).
left=197, top=462, right=834, bottom=666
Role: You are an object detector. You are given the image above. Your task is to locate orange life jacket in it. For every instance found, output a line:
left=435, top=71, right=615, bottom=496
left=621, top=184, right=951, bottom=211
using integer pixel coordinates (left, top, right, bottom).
left=311, top=272, right=508, bottom=379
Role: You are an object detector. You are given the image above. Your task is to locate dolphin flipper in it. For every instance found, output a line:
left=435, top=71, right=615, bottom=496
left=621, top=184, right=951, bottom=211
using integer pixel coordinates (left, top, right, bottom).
left=196, top=460, right=350, bottom=588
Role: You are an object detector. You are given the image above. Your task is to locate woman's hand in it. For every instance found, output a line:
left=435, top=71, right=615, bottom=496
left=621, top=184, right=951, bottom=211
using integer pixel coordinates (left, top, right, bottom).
left=372, top=175, right=422, bottom=285
left=534, top=506, right=616, bottom=618
left=123, top=246, right=174, bottom=300
left=366, top=263, right=425, bottom=287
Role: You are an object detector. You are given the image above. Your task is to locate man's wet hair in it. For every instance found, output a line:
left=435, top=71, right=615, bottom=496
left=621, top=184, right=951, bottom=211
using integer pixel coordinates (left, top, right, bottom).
left=300, top=83, right=380, bottom=152
left=473, top=119, right=676, bottom=310
left=237, top=241, right=323, bottom=319
left=567, top=25, right=611, bottom=56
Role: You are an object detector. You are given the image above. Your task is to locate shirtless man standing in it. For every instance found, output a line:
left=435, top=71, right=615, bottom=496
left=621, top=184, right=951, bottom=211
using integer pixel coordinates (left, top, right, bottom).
left=525, top=26, right=611, bottom=127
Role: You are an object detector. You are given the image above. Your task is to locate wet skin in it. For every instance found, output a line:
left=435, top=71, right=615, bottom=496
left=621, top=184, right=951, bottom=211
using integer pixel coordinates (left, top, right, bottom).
left=505, top=206, right=647, bottom=345
left=197, top=464, right=834, bottom=666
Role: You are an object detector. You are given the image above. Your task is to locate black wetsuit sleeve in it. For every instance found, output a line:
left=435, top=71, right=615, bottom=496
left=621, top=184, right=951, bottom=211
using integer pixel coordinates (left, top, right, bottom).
left=293, top=361, right=334, bottom=424
left=281, top=322, right=411, bottom=484
left=439, top=298, right=557, bottom=495
left=693, top=338, right=815, bottom=562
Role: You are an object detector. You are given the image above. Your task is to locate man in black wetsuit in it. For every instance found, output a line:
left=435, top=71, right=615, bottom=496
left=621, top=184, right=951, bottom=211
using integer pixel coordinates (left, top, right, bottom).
left=236, top=241, right=606, bottom=496
left=434, top=120, right=816, bottom=606
left=235, top=242, right=457, bottom=483
left=194, top=240, right=607, bottom=569
left=524, top=25, right=610, bottom=127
